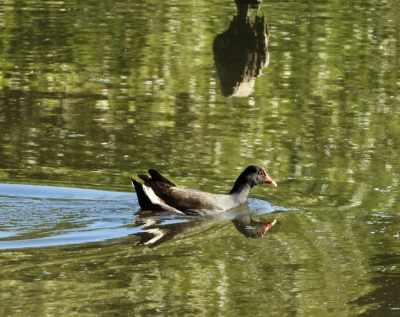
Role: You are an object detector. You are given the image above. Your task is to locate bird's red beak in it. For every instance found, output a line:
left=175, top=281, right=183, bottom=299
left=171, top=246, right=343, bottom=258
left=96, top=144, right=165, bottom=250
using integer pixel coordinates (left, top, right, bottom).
left=262, top=167, right=277, bottom=187
left=265, top=175, right=277, bottom=187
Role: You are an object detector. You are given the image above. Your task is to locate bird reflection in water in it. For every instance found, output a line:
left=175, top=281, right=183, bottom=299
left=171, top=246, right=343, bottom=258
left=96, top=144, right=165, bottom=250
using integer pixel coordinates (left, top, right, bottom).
left=132, top=203, right=278, bottom=246
left=232, top=215, right=276, bottom=238
left=213, top=0, right=270, bottom=97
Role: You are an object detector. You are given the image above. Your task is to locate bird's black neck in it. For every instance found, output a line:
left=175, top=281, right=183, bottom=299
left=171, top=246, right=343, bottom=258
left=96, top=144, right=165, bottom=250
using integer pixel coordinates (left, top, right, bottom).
left=229, top=179, right=252, bottom=203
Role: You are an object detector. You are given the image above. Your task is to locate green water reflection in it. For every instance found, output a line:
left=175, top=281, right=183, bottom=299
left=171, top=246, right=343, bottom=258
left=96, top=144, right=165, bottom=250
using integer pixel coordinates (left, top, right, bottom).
left=0, top=0, right=400, bottom=315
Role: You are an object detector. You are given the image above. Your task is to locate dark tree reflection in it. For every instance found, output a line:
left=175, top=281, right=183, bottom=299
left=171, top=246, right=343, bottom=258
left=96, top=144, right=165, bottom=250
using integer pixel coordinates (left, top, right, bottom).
left=213, top=0, right=269, bottom=97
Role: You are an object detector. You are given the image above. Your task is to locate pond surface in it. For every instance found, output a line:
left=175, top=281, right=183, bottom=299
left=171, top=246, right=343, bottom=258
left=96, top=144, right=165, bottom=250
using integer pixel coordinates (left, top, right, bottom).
left=1, top=0, right=400, bottom=316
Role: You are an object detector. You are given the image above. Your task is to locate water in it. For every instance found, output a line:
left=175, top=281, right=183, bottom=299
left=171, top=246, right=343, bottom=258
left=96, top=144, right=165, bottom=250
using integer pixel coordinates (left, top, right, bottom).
left=1, top=0, right=400, bottom=315
left=0, top=184, right=280, bottom=249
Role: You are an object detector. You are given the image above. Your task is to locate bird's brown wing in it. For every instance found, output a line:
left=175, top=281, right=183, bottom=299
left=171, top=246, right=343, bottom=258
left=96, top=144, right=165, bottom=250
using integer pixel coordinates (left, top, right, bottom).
left=162, top=187, right=225, bottom=212
left=137, top=169, right=178, bottom=201
left=137, top=169, right=224, bottom=213
left=131, top=178, right=184, bottom=215
left=148, top=169, right=177, bottom=186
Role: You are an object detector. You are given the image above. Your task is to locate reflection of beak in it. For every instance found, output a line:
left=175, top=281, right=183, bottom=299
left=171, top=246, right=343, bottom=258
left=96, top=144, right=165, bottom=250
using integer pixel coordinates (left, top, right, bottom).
left=262, top=219, right=277, bottom=237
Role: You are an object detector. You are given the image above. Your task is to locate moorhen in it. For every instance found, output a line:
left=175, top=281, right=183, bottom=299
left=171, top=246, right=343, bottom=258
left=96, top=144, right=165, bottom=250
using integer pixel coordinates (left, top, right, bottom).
left=131, top=165, right=277, bottom=216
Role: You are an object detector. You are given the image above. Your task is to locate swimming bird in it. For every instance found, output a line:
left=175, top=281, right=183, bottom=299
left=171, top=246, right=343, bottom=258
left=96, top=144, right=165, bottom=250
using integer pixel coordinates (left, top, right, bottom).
left=131, top=165, right=277, bottom=216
